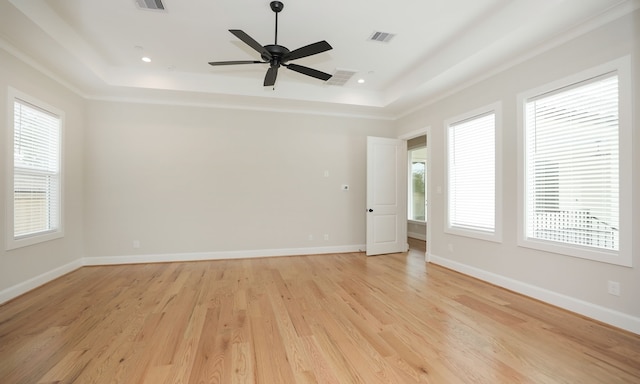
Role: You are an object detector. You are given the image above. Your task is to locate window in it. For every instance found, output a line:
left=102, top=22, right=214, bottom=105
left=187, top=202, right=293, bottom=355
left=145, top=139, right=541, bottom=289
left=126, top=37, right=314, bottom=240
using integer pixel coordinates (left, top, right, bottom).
left=6, top=88, right=63, bottom=250
left=518, top=58, right=632, bottom=266
left=445, top=103, right=501, bottom=241
left=408, top=146, right=426, bottom=221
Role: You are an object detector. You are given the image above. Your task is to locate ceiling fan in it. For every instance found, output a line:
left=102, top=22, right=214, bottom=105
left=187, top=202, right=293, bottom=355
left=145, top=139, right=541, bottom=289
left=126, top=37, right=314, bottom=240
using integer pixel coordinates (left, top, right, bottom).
left=208, top=1, right=333, bottom=87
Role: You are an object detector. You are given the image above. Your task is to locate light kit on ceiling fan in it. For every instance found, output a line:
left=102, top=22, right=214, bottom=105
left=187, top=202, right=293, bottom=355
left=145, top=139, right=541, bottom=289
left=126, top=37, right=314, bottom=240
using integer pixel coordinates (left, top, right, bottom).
left=208, top=1, right=333, bottom=87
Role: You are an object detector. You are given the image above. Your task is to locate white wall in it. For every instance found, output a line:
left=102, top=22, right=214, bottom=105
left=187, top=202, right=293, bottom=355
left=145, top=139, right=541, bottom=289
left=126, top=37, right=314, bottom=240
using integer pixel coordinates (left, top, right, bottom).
left=396, top=10, right=640, bottom=331
left=83, top=101, right=395, bottom=261
left=0, top=46, right=85, bottom=299
left=408, top=221, right=426, bottom=240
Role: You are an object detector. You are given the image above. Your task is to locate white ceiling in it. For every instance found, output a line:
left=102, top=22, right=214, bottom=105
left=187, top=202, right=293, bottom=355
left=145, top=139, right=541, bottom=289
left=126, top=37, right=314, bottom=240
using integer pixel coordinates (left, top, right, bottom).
left=0, top=0, right=637, bottom=118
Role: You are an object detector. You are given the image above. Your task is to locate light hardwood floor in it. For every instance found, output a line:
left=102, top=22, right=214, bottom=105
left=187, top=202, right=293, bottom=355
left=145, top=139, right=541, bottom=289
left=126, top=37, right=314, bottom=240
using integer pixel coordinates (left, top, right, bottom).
left=408, top=237, right=426, bottom=253
left=1, top=250, right=638, bottom=383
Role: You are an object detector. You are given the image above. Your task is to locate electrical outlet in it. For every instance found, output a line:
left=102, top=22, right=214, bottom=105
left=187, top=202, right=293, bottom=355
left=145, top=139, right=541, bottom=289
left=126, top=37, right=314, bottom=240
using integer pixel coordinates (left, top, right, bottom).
left=447, top=243, right=454, bottom=252
left=133, top=240, right=141, bottom=249
left=308, top=234, right=313, bottom=241
left=607, top=281, right=621, bottom=296
left=324, top=234, right=329, bottom=241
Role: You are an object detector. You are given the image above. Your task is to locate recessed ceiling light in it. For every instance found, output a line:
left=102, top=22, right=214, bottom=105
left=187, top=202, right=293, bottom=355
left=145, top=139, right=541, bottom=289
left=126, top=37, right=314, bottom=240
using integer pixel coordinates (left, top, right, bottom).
left=357, top=79, right=365, bottom=84
left=141, top=56, right=151, bottom=63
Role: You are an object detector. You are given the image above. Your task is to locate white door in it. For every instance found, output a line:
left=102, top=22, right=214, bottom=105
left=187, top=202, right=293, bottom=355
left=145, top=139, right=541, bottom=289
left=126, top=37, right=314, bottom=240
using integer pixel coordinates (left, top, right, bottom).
left=366, top=137, right=407, bottom=256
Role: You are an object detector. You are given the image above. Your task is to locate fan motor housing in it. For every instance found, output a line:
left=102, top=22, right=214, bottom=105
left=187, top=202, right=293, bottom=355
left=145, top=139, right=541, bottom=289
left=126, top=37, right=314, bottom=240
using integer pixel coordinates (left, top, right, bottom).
left=263, top=44, right=290, bottom=65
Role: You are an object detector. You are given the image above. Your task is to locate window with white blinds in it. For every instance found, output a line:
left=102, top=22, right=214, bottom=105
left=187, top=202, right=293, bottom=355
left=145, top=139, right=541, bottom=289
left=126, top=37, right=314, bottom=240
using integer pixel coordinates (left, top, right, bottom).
left=7, top=90, right=63, bottom=249
left=524, top=73, right=619, bottom=252
left=446, top=107, right=499, bottom=240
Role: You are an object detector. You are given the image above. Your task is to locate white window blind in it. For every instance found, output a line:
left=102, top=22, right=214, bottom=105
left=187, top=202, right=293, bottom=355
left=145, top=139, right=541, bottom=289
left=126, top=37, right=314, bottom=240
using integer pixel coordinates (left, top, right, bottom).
left=448, top=112, right=495, bottom=232
left=13, top=99, right=61, bottom=239
left=524, top=73, right=619, bottom=251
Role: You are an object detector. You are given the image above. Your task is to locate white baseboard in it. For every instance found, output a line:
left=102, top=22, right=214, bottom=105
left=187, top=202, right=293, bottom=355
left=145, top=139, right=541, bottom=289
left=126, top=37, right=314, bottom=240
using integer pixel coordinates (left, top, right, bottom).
left=428, top=254, right=640, bottom=335
left=408, top=232, right=427, bottom=241
left=83, top=244, right=366, bottom=266
left=0, top=259, right=83, bottom=305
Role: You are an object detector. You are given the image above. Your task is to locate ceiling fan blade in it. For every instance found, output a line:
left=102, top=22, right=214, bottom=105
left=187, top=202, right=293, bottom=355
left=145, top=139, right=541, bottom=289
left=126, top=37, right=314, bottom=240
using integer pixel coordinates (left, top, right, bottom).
left=208, top=60, right=265, bottom=66
left=264, top=67, right=278, bottom=86
left=229, top=29, right=272, bottom=60
left=284, top=41, right=332, bottom=61
left=285, top=64, right=332, bottom=81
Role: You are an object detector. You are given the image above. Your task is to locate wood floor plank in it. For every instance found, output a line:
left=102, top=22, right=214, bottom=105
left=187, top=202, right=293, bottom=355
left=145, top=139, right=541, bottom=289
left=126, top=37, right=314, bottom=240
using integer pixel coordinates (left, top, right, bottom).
left=230, top=342, right=254, bottom=384
left=1, top=249, right=639, bottom=383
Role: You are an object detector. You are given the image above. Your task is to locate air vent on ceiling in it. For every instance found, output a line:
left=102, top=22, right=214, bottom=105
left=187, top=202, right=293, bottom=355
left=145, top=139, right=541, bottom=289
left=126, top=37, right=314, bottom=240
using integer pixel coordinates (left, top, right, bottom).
left=135, top=0, right=165, bottom=11
left=368, top=31, right=396, bottom=43
left=326, top=69, right=358, bottom=86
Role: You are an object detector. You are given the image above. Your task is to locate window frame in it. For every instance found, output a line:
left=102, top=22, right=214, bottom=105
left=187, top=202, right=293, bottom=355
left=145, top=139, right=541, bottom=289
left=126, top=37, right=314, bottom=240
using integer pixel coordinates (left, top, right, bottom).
left=5, top=87, right=65, bottom=250
left=516, top=57, right=632, bottom=267
left=444, top=102, right=503, bottom=243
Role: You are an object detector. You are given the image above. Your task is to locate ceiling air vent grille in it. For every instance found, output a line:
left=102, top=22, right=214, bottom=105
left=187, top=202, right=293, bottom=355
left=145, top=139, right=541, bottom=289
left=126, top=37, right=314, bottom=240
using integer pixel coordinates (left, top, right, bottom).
left=368, top=31, right=395, bottom=43
left=135, top=0, right=165, bottom=11
left=326, top=69, right=357, bottom=86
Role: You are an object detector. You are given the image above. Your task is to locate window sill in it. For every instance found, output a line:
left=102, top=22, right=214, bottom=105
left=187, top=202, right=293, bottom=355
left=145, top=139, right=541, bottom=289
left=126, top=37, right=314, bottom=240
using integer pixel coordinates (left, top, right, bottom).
left=6, top=230, right=64, bottom=251
left=517, top=237, right=631, bottom=267
left=445, top=225, right=502, bottom=243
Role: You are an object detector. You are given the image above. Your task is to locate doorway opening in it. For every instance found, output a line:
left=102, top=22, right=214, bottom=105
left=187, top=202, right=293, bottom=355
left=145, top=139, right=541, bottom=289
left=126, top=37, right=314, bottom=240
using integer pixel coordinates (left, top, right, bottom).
left=401, top=131, right=429, bottom=259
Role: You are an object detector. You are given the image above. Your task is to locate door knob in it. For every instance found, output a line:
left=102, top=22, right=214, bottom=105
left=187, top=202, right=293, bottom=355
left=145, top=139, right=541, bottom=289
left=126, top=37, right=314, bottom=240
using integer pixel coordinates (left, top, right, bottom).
left=368, top=209, right=373, bottom=212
